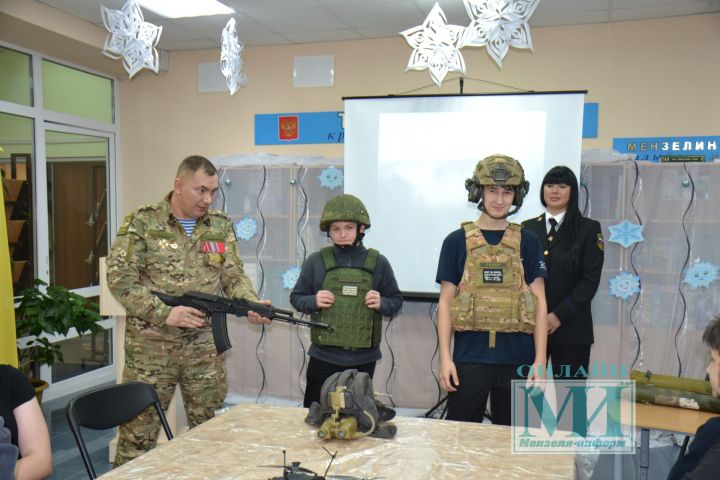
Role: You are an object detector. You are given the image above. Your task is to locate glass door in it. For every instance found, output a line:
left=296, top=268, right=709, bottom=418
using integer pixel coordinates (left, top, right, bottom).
left=39, top=125, right=116, bottom=394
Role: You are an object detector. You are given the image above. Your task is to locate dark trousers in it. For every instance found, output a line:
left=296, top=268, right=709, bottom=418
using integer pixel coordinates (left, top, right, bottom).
left=547, top=343, right=592, bottom=436
left=446, top=363, right=521, bottom=426
left=303, top=357, right=376, bottom=408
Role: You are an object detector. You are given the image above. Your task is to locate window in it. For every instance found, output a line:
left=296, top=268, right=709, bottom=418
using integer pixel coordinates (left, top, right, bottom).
left=42, top=60, right=114, bottom=123
left=0, top=46, right=32, bottom=106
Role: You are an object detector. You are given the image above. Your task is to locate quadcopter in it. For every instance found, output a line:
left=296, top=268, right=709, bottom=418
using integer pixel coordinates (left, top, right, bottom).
left=263, top=448, right=382, bottom=480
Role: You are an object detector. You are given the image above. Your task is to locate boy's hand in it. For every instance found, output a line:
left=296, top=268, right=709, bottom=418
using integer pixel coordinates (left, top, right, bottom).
left=316, top=290, right=335, bottom=308
left=365, top=290, right=382, bottom=310
left=440, top=357, right=459, bottom=392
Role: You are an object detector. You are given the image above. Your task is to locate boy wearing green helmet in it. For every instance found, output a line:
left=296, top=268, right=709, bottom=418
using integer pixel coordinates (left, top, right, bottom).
left=436, top=154, right=548, bottom=425
left=291, top=194, right=403, bottom=407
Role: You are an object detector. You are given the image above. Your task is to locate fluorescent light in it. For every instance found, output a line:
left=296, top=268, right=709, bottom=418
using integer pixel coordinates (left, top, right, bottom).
left=138, top=0, right=234, bottom=18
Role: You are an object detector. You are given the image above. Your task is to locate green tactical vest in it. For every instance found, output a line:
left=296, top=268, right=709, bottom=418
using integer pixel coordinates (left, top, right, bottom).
left=311, top=247, right=382, bottom=349
left=450, top=222, right=537, bottom=348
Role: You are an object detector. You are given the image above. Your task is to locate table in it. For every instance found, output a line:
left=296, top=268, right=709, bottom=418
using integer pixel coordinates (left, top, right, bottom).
left=634, top=403, right=718, bottom=480
left=100, top=403, right=574, bottom=479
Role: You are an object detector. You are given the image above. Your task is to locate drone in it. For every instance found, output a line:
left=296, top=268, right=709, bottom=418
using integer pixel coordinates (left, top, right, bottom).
left=263, top=448, right=382, bottom=480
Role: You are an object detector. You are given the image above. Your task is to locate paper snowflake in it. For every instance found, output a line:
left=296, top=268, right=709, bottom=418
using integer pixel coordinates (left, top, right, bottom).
left=233, top=217, right=257, bottom=241
left=609, top=272, right=641, bottom=301
left=683, top=261, right=719, bottom=289
left=608, top=220, right=644, bottom=248
left=282, top=266, right=301, bottom=289
left=400, top=3, right=466, bottom=86
left=220, top=18, right=246, bottom=95
left=460, top=0, right=540, bottom=68
left=317, top=167, right=344, bottom=190
left=101, top=0, right=162, bottom=78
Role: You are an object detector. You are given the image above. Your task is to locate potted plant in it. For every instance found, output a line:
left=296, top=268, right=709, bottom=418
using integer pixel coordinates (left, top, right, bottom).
left=15, top=279, right=103, bottom=401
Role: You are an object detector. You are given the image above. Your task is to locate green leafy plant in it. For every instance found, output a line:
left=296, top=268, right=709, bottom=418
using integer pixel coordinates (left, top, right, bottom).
left=15, top=279, right=103, bottom=378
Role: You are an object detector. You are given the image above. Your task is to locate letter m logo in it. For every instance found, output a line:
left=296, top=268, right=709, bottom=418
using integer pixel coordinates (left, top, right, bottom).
left=511, top=380, right=635, bottom=454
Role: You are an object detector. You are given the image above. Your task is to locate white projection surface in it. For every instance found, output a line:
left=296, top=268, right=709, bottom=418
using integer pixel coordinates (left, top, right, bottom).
left=344, top=92, right=586, bottom=297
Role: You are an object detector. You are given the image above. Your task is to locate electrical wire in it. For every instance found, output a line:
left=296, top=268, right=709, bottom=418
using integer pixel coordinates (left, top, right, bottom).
left=254, top=166, right=268, bottom=402
left=383, top=317, right=397, bottom=408
left=674, top=164, right=695, bottom=377
left=391, top=76, right=530, bottom=96
left=629, top=161, right=644, bottom=372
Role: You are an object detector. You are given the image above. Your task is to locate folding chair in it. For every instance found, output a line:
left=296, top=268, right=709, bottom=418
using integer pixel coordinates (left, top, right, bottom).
left=65, top=382, right=173, bottom=478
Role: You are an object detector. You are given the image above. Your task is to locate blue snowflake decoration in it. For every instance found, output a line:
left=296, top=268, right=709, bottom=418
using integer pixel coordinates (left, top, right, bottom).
left=608, top=220, right=644, bottom=248
left=683, top=261, right=719, bottom=289
left=282, top=266, right=301, bottom=289
left=609, top=272, right=641, bottom=301
left=318, top=167, right=343, bottom=190
left=233, top=217, right=257, bottom=241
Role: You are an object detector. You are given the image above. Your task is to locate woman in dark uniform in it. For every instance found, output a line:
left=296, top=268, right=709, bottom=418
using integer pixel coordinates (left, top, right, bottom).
left=522, top=166, right=605, bottom=435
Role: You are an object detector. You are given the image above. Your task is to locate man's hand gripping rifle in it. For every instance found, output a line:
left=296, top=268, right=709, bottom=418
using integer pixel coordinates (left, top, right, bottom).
left=152, top=290, right=333, bottom=354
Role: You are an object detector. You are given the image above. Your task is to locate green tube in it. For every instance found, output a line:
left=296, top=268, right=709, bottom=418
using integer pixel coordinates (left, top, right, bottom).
left=635, top=384, right=720, bottom=414
left=631, top=370, right=712, bottom=395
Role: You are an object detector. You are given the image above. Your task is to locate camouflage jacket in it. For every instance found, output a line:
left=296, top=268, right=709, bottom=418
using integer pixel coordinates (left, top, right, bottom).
left=106, top=193, right=258, bottom=342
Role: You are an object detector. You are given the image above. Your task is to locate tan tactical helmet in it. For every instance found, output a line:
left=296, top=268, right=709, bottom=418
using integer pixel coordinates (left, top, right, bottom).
left=320, top=194, right=371, bottom=231
left=465, top=154, right=530, bottom=207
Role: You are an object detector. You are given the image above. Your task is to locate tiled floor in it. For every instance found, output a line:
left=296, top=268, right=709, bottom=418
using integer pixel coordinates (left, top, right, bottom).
left=41, top=384, right=116, bottom=480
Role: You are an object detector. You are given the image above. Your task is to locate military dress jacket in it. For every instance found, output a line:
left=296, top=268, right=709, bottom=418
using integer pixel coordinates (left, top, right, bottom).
left=521, top=213, right=604, bottom=345
left=106, top=193, right=258, bottom=343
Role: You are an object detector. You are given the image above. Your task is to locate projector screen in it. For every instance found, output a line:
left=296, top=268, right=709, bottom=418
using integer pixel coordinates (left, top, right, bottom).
left=344, top=92, right=586, bottom=298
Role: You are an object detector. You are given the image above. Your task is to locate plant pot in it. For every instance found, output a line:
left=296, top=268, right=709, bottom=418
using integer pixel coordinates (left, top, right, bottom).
left=4, top=179, right=24, bottom=202
left=13, top=260, right=27, bottom=283
left=7, top=219, right=25, bottom=244
left=31, top=378, right=49, bottom=404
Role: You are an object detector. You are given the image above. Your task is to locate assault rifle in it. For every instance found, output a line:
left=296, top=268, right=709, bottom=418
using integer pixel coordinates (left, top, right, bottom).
left=152, top=290, right=332, bottom=354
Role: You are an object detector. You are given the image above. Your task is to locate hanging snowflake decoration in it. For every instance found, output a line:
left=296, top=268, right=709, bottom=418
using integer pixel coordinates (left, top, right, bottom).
left=282, top=266, right=301, bottom=289
left=317, top=167, right=344, bottom=190
left=101, top=0, right=162, bottom=78
left=683, top=261, right=719, bottom=289
left=400, top=3, right=466, bottom=87
left=609, top=272, right=641, bottom=301
left=460, top=0, right=541, bottom=68
left=220, top=18, right=247, bottom=95
left=233, top=217, right=257, bottom=241
left=608, top=220, right=644, bottom=248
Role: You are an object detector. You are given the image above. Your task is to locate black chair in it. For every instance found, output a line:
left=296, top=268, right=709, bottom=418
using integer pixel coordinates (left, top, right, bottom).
left=65, top=382, right=173, bottom=479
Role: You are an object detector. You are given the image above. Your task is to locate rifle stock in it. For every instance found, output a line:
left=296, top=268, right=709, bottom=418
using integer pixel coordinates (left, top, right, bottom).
left=152, top=290, right=332, bottom=354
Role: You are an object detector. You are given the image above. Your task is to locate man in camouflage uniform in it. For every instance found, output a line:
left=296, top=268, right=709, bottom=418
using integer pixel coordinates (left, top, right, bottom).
left=435, top=154, right=548, bottom=425
left=290, top=194, right=403, bottom=408
left=106, top=155, right=271, bottom=465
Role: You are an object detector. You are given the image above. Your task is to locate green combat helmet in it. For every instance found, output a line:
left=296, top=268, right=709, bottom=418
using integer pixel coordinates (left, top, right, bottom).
left=465, top=154, right=530, bottom=215
left=319, top=194, right=371, bottom=231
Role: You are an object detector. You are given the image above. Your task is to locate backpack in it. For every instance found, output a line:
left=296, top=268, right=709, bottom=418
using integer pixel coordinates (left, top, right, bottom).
left=305, top=369, right=397, bottom=439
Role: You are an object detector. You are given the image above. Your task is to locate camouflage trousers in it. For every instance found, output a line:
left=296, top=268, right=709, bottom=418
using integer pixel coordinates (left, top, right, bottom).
left=114, top=331, right=227, bottom=467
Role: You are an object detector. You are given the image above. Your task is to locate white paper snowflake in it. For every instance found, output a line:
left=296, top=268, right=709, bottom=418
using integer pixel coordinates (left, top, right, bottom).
left=400, top=3, right=466, bottom=87
left=609, top=272, right=641, bottom=301
left=220, top=18, right=246, bottom=95
left=233, top=217, right=257, bottom=241
left=282, top=266, right=301, bottom=289
left=101, top=0, right=162, bottom=78
left=317, top=167, right=344, bottom=190
left=460, top=0, right=540, bottom=68
left=683, top=261, right=719, bottom=289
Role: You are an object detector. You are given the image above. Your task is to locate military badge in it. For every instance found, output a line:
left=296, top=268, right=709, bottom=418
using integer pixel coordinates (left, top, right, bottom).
left=201, top=241, right=226, bottom=253
left=207, top=253, right=224, bottom=264
left=597, top=233, right=605, bottom=251
left=158, top=239, right=178, bottom=250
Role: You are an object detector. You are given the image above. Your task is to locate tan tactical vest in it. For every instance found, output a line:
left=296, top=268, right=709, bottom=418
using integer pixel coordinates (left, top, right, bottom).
left=450, top=222, right=537, bottom=347
left=311, top=247, right=381, bottom=349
